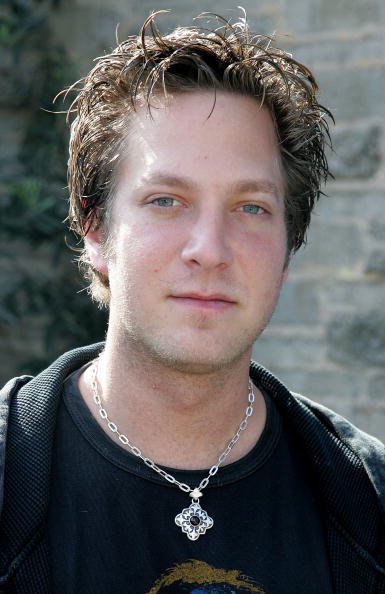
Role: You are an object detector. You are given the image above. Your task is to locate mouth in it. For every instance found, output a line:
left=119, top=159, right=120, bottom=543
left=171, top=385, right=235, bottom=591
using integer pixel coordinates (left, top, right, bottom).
left=170, top=293, right=236, bottom=311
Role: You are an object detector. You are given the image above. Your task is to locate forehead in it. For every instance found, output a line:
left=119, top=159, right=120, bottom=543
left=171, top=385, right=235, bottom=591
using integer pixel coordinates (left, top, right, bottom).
left=117, top=91, right=284, bottom=196
left=129, top=91, right=278, bottom=147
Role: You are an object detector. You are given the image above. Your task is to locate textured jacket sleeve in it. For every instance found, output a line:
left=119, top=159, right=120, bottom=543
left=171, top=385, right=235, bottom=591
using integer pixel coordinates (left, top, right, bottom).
left=0, top=376, right=32, bottom=520
left=295, top=393, right=385, bottom=517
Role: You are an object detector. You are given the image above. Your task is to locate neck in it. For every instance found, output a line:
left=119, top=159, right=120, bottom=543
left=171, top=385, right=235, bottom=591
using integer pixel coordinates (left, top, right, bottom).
left=79, top=340, right=266, bottom=470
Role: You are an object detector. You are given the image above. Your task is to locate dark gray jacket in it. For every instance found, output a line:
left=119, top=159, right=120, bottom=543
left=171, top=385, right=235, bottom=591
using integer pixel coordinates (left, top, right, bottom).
left=0, top=344, right=384, bottom=593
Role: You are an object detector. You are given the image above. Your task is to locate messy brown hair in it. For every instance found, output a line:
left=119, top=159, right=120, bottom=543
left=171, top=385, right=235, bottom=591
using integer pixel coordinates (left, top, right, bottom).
left=64, top=10, right=333, bottom=306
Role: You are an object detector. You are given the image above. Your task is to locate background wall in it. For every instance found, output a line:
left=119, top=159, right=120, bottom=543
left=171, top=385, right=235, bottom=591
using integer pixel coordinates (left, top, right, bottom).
left=1, top=0, right=384, bottom=439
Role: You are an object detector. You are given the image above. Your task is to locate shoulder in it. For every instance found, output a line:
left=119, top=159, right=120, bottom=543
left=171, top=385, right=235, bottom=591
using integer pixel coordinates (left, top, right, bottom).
left=0, top=343, right=104, bottom=509
left=8, top=343, right=104, bottom=396
left=0, top=375, right=33, bottom=514
left=293, top=392, right=385, bottom=503
left=294, top=391, right=385, bottom=454
left=1, top=342, right=104, bottom=413
left=2, top=342, right=104, bottom=432
left=250, top=361, right=385, bottom=509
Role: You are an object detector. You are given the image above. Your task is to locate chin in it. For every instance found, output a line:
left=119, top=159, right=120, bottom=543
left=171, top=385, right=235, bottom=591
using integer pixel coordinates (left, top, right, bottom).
left=145, top=341, right=253, bottom=375
left=121, top=324, right=260, bottom=374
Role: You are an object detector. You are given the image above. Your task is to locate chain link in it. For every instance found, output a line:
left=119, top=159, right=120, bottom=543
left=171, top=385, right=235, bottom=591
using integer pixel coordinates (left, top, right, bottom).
left=91, top=360, right=255, bottom=497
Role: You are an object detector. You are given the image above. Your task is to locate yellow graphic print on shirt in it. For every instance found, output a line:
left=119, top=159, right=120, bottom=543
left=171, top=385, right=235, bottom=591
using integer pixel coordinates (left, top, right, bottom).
left=146, top=559, right=266, bottom=593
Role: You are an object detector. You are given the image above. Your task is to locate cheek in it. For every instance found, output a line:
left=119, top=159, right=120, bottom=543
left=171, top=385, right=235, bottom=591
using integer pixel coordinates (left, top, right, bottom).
left=246, top=230, right=287, bottom=268
left=244, top=236, right=288, bottom=292
left=109, top=224, right=174, bottom=278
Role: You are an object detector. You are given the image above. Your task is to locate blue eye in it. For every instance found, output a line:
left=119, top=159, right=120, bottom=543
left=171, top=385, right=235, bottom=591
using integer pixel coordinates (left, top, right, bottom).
left=241, top=204, right=263, bottom=214
left=153, top=197, right=175, bottom=207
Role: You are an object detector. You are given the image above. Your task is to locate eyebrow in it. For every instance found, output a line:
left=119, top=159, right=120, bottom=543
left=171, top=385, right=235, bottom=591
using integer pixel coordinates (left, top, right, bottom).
left=138, top=172, right=281, bottom=200
left=139, top=173, right=200, bottom=192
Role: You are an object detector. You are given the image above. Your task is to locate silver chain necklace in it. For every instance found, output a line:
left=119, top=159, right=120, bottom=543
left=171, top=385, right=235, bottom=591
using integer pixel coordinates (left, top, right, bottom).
left=91, top=360, right=255, bottom=541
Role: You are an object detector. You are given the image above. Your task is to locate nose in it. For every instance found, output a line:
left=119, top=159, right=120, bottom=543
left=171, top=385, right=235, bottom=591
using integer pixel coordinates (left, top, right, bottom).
left=181, top=209, right=233, bottom=270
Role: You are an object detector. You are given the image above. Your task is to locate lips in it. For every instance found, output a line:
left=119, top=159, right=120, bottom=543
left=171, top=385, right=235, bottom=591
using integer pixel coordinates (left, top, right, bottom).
left=170, top=292, right=236, bottom=310
left=171, top=292, right=235, bottom=303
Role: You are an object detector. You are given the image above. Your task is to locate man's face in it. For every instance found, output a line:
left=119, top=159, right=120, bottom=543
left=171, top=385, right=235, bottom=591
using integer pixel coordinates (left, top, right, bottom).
left=90, top=92, right=288, bottom=373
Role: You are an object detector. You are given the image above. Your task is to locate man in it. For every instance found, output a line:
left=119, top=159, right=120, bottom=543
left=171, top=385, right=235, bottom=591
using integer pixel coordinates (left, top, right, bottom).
left=0, top=10, right=384, bottom=594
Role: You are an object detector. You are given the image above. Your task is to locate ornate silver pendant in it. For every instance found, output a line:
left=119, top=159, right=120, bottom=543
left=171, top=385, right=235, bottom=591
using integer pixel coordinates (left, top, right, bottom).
left=175, top=500, right=214, bottom=541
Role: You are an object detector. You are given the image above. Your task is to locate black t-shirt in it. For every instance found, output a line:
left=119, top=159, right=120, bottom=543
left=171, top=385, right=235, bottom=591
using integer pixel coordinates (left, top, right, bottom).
left=46, top=367, right=333, bottom=594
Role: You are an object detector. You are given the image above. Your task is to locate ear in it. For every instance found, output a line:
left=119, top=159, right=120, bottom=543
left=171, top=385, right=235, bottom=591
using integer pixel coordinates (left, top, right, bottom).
left=84, top=229, right=108, bottom=275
